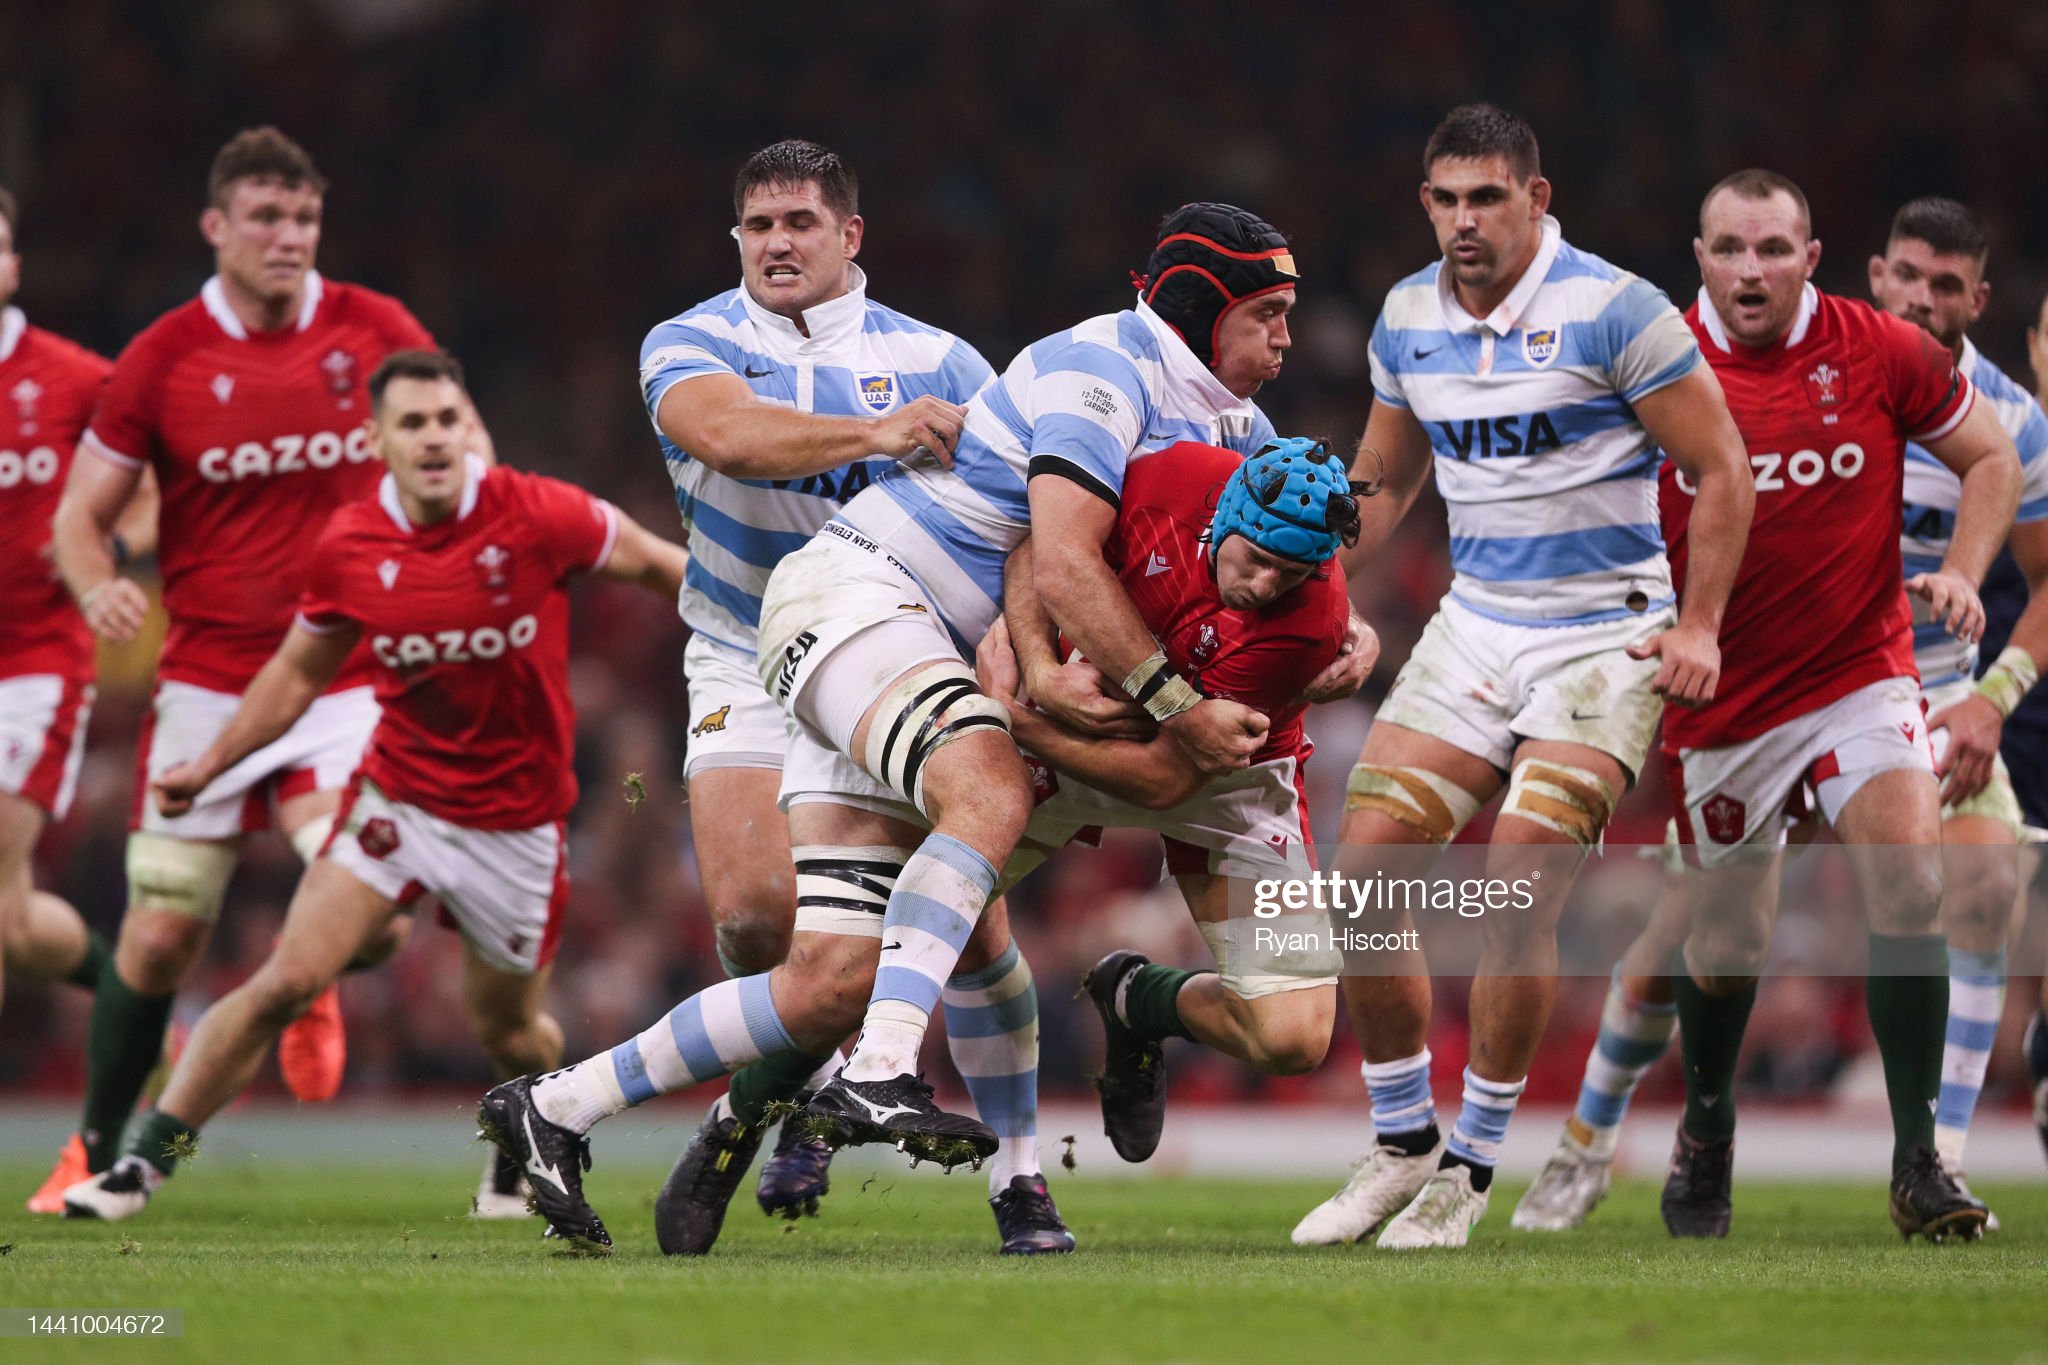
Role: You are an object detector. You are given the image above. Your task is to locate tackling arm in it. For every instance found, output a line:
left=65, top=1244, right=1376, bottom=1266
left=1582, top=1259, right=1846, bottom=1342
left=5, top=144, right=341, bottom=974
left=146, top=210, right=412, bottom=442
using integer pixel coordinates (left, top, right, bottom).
left=1005, top=703, right=1204, bottom=811
left=656, top=372, right=964, bottom=480
left=1001, top=537, right=1151, bottom=737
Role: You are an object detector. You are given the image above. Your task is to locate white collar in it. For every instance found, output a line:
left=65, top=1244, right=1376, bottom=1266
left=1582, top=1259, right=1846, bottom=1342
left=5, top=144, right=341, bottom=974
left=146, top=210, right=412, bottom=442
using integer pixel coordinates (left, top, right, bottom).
left=1437, top=215, right=1564, bottom=337
left=739, top=263, right=868, bottom=351
left=1959, top=334, right=1981, bottom=381
left=1696, top=281, right=1819, bottom=353
left=1133, top=300, right=1246, bottom=415
left=379, top=452, right=486, bottom=532
left=200, top=269, right=324, bottom=340
left=0, top=306, right=24, bottom=363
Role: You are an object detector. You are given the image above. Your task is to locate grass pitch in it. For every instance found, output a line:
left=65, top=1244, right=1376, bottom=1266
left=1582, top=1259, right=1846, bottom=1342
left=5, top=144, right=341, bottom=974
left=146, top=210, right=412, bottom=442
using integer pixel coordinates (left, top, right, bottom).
left=2, top=1160, right=2044, bottom=1363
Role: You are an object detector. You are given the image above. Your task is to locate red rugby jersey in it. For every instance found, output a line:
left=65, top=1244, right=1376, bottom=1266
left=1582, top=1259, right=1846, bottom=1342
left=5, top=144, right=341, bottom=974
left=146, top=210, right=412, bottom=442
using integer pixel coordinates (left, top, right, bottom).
left=85, top=274, right=433, bottom=692
left=1661, top=287, right=1972, bottom=749
left=0, top=309, right=111, bottom=681
left=297, top=462, right=617, bottom=829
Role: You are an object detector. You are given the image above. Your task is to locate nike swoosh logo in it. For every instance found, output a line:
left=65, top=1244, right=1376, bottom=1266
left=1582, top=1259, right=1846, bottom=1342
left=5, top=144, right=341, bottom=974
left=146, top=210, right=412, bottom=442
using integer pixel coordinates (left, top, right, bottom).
left=1699, top=1094, right=1720, bottom=1109
left=1413, top=345, right=1443, bottom=360
left=1569, top=709, right=1604, bottom=722
left=846, top=1092, right=921, bottom=1124
left=522, top=1111, right=568, bottom=1194
left=744, top=366, right=775, bottom=378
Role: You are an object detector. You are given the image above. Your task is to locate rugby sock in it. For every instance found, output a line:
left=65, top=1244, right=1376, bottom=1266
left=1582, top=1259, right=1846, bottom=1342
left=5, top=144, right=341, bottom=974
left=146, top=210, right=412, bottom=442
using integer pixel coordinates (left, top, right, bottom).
left=1867, top=932, right=1949, bottom=1174
left=125, top=1107, right=194, bottom=1178
left=942, top=941, right=1041, bottom=1194
left=532, top=974, right=794, bottom=1134
left=844, top=833, right=999, bottom=1082
left=65, top=928, right=114, bottom=991
left=1936, top=946, right=2006, bottom=1167
left=1363, top=1049, right=1438, bottom=1155
left=1119, top=964, right=1201, bottom=1042
left=1569, top=968, right=1679, bottom=1159
left=726, top=1046, right=835, bottom=1128
left=80, top=974, right=176, bottom=1174
left=1674, top=970, right=1754, bottom=1144
left=1442, top=1067, right=1524, bottom=1192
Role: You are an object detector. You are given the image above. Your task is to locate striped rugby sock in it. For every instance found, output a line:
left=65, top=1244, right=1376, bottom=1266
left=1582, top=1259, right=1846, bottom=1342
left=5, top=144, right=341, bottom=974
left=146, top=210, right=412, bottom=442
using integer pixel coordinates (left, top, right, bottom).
left=1363, top=1049, right=1437, bottom=1147
left=1444, top=1067, right=1526, bottom=1189
left=532, top=973, right=794, bottom=1134
left=844, top=832, right=999, bottom=1083
left=1936, top=946, right=2007, bottom=1167
left=943, top=940, right=1040, bottom=1194
left=1569, top=969, right=1678, bottom=1158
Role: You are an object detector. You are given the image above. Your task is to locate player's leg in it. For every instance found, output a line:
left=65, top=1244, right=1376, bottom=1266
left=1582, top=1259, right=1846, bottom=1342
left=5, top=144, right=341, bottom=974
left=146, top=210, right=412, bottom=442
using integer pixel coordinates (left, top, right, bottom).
left=1933, top=805, right=2020, bottom=1225
left=457, top=940, right=560, bottom=1221
left=61, top=857, right=396, bottom=1220
left=0, top=791, right=108, bottom=1008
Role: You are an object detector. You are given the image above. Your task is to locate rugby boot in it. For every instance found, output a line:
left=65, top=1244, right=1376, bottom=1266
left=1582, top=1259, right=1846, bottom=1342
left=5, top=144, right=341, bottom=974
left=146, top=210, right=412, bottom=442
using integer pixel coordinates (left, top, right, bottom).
left=757, top=1093, right=834, bottom=1218
left=1376, top=1162, right=1490, bottom=1249
left=1660, top=1128, right=1733, bottom=1238
left=805, top=1072, right=998, bottom=1166
left=654, top=1102, right=766, bottom=1255
left=1945, top=1165, right=1998, bottom=1235
left=26, top=1135, right=90, bottom=1215
left=990, top=1173, right=1075, bottom=1254
left=1512, top=1127, right=1614, bottom=1231
left=476, top=1076, right=610, bottom=1250
left=1889, top=1145, right=1985, bottom=1243
left=278, top=981, right=346, bottom=1102
left=1291, top=1133, right=1442, bottom=1245
left=62, top=1155, right=160, bottom=1221
left=1082, top=950, right=1167, bottom=1162
left=470, top=1145, right=533, bottom=1219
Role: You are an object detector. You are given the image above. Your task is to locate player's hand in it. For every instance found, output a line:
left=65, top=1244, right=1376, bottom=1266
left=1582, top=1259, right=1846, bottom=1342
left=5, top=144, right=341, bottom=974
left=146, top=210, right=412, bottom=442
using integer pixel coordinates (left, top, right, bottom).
left=1298, top=612, right=1379, bottom=704
left=1030, top=658, right=1154, bottom=739
left=868, top=396, right=967, bottom=469
left=152, top=761, right=216, bottom=818
left=1627, top=620, right=1721, bottom=706
left=1927, top=693, right=2002, bottom=805
left=1905, top=569, right=1985, bottom=645
left=975, top=619, right=1022, bottom=706
left=1162, top=697, right=1268, bottom=775
left=78, top=576, right=150, bottom=644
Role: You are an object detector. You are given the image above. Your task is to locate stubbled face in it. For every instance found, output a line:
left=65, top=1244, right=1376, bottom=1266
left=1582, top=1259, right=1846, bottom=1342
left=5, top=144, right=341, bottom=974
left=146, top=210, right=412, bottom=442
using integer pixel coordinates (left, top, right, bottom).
left=1869, top=236, right=1986, bottom=355
left=1214, top=533, right=1316, bottom=610
left=0, top=212, right=18, bottom=310
left=736, top=180, right=861, bottom=320
left=374, top=376, right=468, bottom=510
left=203, top=178, right=321, bottom=309
left=1695, top=188, right=1820, bottom=346
left=1421, top=155, right=1550, bottom=302
left=1210, top=288, right=1295, bottom=398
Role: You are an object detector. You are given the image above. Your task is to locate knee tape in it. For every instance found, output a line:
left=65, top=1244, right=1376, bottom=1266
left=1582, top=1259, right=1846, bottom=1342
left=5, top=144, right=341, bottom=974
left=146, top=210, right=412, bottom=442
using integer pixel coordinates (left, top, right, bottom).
left=791, top=844, right=909, bottom=939
left=861, top=661, right=1011, bottom=816
left=288, top=812, right=337, bottom=864
left=1198, top=919, right=1339, bottom=1000
left=1345, top=764, right=1482, bottom=844
left=1502, top=760, right=1614, bottom=846
left=125, top=832, right=239, bottom=923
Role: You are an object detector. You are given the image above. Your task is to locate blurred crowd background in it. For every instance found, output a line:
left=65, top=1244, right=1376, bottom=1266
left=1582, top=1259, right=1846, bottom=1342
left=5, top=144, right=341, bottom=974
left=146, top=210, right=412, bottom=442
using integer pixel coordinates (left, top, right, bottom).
left=5, top=0, right=2048, bottom=1119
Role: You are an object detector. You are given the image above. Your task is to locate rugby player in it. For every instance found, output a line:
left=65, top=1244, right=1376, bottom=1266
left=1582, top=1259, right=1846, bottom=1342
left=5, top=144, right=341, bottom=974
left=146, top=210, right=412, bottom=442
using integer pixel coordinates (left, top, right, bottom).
left=61, top=351, right=687, bottom=1222
left=1292, top=104, right=1753, bottom=1250
left=638, top=139, right=1001, bottom=1220
left=35, top=129, right=490, bottom=1208
left=2016, top=289, right=2048, bottom=1162
left=1513, top=196, right=2046, bottom=1236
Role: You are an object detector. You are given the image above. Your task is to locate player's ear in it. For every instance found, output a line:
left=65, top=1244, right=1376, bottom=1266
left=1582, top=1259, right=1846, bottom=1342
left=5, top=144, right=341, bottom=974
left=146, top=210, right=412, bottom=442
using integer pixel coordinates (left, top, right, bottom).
left=1866, top=254, right=1887, bottom=299
left=1971, top=277, right=1991, bottom=324
left=200, top=206, right=226, bottom=250
left=842, top=213, right=863, bottom=261
left=1806, top=236, right=1823, bottom=276
left=1526, top=175, right=1552, bottom=217
left=1692, top=237, right=1707, bottom=277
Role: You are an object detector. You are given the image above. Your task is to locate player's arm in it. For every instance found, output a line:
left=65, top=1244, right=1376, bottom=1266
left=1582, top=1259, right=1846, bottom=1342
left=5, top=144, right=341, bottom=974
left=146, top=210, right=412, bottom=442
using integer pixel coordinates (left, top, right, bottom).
left=593, top=507, right=690, bottom=602
left=1337, top=399, right=1435, bottom=577
left=1626, top=365, right=1755, bottom=704
left=1929, top=517, right=2048, bottom=803
left=51, top=444, right=152, bottom=643
left=1029, top=477, right=1267, bottom=775
left=1004, top=701, right=1205, bottom=811
left=153, top=622, right=359, bottom=816
left=109, top=464, right=160, bottom=563
left=655, top=372, right=965, bottom=479
left=998, top=538, right=1152, bottom=738
left=1914, top=398, right=2021, bottom=644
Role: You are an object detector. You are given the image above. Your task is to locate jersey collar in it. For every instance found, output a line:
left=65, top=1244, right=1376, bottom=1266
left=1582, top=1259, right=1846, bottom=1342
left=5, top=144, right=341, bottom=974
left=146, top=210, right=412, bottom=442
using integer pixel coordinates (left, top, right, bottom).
left=1436, top=215, right=1563, bottom=337
left=739, top=263, right=868, bottom=353
left=1134, top=300, right=1244, bottom=415
left=1959, top=334, right=1981, bottom=382
left=0, top=307, right=24, bottom=363
left=1696, top=281, right=1819, bottom=354
left=379, top=452, right=487, bottom=533
left=200, top=269, right=325, bottom=340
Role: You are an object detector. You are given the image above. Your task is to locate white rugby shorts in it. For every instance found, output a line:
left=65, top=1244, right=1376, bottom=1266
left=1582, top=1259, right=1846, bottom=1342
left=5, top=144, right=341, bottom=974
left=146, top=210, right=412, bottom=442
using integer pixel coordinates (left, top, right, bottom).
left=0, top=673, right=94, bottom=821
left=135, top=681, right=375, bottom=839
left=682, top=633, right=788, bottom=777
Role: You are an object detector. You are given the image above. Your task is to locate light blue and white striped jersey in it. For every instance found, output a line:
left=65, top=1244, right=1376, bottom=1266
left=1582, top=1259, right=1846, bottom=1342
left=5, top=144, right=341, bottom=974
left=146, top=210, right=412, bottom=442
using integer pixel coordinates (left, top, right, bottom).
left=834, top=300, right=1277, bottom=648
left=1369, top=216, right=1703, bottom=626
left=1901, top=338, right=2048, bottom=687
left=639, top=266, right=992, bottom=653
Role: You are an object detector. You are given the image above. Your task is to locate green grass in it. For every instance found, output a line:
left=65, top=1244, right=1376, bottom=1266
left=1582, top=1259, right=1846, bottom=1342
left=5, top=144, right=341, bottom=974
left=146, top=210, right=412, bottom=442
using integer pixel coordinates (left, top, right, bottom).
left=2, top=1162, right=2045, bottom=1363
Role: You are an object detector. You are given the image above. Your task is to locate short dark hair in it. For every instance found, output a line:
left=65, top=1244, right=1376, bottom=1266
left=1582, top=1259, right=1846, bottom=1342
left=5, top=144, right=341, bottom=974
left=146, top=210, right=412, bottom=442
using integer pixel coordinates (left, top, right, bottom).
left=0, top=183, right=16, bottom=240
left=732, top=139, right=858, bottom=221
left=1423, top=103, right=1541, bottom=182
left=1700, top=168, right=1811, bottom=237
left=368, top=349, right=467, bottom=412
left=208, top=126, right=326, bottom=209
left=1889, top=196, right=1988, bottom=265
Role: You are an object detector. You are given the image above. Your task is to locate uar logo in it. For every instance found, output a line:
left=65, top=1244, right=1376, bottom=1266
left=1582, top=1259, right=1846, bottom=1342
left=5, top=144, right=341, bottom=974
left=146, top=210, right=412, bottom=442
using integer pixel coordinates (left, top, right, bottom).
left=855, top=373, right=896, bottom=413
left=1521, top=327, right=1559, bottom=367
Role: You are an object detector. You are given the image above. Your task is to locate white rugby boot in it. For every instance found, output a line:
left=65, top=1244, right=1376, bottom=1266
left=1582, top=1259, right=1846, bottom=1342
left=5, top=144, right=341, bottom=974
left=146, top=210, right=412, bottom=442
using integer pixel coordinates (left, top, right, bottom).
left=1376, top=1161, right=1489, bottom=1249
left=470, top=1146, right=535, bottom=1219
left=1511, top=1128, right=1614, bottom=1231
left=61, top=1156, right=162, bottom=1221
left=1290, top=1137, right=1441, bottom=1245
